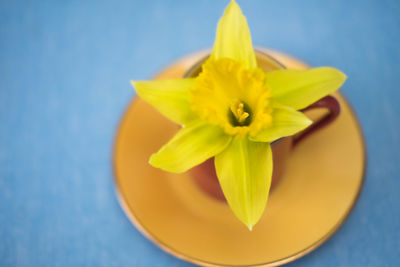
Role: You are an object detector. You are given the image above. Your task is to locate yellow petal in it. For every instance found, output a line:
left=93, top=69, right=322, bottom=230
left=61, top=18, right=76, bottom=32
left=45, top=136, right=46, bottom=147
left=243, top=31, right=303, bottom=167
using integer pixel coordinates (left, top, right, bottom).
left=250, top=102, right=312, bottom=142
left=150, top=120, right=232, bottom=173
left=132, top=79, right=197, bottom=125
left=212, top=0, right=257, bottom=69
left=268, top=67, right=347, bottom=110
left=215, top=138, right=272, bottom=230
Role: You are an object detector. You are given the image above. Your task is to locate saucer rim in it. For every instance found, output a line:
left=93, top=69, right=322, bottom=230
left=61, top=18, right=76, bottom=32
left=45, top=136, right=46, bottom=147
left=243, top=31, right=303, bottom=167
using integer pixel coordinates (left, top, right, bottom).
left=113, top=53, right=367, bottom=267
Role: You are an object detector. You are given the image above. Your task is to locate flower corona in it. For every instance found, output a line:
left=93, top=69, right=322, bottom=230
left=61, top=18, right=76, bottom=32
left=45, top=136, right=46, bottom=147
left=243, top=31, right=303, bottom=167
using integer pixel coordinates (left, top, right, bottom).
left=190, top=58, right=273, bottom=138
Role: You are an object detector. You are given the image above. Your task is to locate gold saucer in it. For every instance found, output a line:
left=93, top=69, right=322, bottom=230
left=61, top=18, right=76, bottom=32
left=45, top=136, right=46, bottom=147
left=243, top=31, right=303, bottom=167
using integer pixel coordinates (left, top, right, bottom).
left=113, top=51, right=366, bottom=266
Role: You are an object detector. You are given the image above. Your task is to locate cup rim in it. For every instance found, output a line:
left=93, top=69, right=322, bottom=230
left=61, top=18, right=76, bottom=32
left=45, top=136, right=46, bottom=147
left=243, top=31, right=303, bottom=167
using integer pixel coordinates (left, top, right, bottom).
left=183, top=49, right=286, bottom=78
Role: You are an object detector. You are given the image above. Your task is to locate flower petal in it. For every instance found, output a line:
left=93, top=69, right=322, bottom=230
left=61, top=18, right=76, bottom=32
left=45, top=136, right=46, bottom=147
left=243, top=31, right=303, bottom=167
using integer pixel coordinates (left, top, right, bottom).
left=132, top=79, right=197, bottom=125
left=215, top=138, right=272, bottom=230
left=212, top=0, right=257, bottom=69
left=268, top=67, right=347, bottom=110
left=150, top=120, right=232, bottom=173
left=250, top=102, right=312, bottom=142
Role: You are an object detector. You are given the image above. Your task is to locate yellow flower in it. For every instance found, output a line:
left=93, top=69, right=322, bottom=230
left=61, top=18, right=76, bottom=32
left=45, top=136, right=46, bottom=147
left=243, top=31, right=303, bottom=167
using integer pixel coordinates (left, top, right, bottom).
left=131, top=0, right=346, bottom=230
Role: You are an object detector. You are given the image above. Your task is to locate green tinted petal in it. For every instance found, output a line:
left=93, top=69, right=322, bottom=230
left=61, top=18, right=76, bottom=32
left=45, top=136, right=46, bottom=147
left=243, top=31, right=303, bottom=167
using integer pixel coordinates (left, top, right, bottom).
left=132, top=79, right=197, bottom=125
left=268, top=67, right=347, bottom=110
left=211, top=0, right=257, bottom=68
left=150, top=120, right=232, bottom=173
left=215, top=138, right=272, bottom=230
left=250, top=102, right=312, bottom=142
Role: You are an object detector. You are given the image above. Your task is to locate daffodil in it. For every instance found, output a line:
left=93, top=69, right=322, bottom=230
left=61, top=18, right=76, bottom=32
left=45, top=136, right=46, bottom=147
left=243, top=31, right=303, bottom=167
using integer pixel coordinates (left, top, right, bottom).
left=131, top=0, right=346, bottom=230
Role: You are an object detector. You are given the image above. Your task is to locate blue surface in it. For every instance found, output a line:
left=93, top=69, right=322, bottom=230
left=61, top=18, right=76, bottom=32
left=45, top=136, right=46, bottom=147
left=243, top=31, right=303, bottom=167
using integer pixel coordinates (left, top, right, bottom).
left=1, top=0, right=399, bottom=266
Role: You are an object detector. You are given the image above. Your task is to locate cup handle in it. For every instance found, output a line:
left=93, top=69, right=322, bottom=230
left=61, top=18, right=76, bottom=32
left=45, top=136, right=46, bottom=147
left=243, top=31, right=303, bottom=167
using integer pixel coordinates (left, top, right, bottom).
left=292, top=95, right=340, bottom=147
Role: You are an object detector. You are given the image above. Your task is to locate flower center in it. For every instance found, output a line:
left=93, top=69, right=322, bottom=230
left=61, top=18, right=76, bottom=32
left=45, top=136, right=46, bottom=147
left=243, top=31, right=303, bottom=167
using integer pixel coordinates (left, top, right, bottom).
left=229, top=100, right=252, bottom=126
left=190, top=57, right=272, bottom=137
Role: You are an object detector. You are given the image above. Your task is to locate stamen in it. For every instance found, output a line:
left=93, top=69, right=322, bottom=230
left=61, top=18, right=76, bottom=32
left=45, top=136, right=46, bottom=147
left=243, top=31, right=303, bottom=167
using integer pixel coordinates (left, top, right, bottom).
left=240, top=112, right=249, bottom=121
left=230, top=101, right=250, bottom=124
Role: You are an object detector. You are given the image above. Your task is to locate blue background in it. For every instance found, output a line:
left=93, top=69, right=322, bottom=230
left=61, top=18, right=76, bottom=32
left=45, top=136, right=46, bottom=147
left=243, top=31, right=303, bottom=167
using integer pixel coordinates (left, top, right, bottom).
left=1, top=0, right=399, bottom=266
